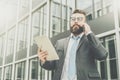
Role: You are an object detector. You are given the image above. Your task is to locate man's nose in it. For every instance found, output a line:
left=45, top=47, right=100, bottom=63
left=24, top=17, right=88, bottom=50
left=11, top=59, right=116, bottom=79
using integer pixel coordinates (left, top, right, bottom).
left=75, top=18, right=78, bottom=22
left=74, top=21, right=78, bottom=24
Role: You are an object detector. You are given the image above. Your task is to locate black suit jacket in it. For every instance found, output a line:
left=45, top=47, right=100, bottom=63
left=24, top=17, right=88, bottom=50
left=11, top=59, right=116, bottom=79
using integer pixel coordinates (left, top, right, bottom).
left=41, top=33, right=108, bottom=80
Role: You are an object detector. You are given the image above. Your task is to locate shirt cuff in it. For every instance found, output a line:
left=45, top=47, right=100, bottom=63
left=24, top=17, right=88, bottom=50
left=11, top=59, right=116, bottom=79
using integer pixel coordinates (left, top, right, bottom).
left=86, top=31, right=92, bottom=36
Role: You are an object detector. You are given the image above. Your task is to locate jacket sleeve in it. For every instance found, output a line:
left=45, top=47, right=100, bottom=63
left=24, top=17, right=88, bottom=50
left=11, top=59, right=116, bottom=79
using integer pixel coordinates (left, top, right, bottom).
left=87, top=33, right=108, bottom=61
left=39, top=41, right=59, bottom=70
left=40, top=60, right=56, bottom=70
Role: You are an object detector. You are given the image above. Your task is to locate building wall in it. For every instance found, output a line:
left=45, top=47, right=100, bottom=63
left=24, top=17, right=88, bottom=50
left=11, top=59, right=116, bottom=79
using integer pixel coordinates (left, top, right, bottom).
left=0, top=0, right=120, bottom=80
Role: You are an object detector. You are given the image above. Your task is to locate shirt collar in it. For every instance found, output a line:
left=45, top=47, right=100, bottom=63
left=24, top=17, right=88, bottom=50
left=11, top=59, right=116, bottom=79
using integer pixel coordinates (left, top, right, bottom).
left=70, top=33, right=84, bottom=40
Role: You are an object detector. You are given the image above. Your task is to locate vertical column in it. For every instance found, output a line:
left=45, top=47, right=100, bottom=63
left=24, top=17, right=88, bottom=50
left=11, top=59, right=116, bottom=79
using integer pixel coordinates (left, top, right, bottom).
left=24, top=0, right=32, bottom=80
left=45, top=0, right=51, bottom=80
left=105, top=41, right=111, bottom=80
left=46, top=0, right=51, bottom=37
left=49, top=0, right=53, bottom=37
left=60, top=0, right=62, bottom=33
left=11, top=0, right=20, bottom=80
left=113, top=0, right=120, bottom=79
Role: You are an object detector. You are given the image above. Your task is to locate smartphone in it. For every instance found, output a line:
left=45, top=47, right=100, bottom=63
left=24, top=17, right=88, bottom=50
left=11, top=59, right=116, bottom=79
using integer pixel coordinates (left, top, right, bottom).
left=80, top=25, right=85, bottom=32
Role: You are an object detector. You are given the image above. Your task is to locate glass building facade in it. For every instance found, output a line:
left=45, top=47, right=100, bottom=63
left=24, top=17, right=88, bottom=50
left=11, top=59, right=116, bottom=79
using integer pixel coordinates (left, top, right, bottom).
left=0, top=0, right=120, bottom=80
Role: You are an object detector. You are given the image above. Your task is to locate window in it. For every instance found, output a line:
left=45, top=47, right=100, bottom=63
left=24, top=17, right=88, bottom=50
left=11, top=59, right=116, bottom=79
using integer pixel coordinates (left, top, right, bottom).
left=5, top=27, right=15, bottom=64
left=99, top=35, right=118, bottom=80
left=29, top=58, right=38, bottom=80
left=52, top=16, right=61, bottom=36
left=100, top=61, right=107, bottom=79
left=4, top=65, right=12, bottom=80
left=62, top=19, right=67, bottom=31
left=77, top=0, right=93, bottom=20
left=15, top=62, right=26, bottom=80
left=30, top=4, right=47, bottom=56
left=62, top=6, right=68, bottom=32
left=50, top=0, right=75, bottom=37
left=94, top=0, right=102, bottom=18
left=86, top=14, right=92, bottom=21
left=29, top=58, right=46, bottom=80
left=52, top=2, right=60, bottom=17
left=16, top=18, right=29, bottom=60
left=110, top=59, right=118, bottom=79
left=18, top=19, right=28, bottom=50
left=108, top=40, right=116, bottom=58
left=32, top=12, right=40, bottom=37
left=51, top=2, right=61, bottom=36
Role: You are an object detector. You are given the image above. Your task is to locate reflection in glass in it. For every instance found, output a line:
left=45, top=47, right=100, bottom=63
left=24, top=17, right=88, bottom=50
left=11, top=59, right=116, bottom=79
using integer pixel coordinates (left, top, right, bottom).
left=32, top=12, right=40, bottom=37
left=15, top=62, right=25, bottom=80
left=99, top=38, right=108, bottom=80
left=94, top=0, right=102, bottom=18
left=100, top=61, right=107, bottom=79
left=30, top=4, right=47, bottom=56
left=86, top=14, right=92, bottom=21
left=110, top=60, right=118, bottom=79
left=51, top=1, right=61, bottom=36
left=99, top=35, right=118, bottom=80
left=61, top=5, right=68, bottom=32
left=16, top=18, right=29, bottom=60
left=51, top=0, right=73, bottom=37
left=29, top=58, right=46, bottom=80
left=29, top=58, right=38, bottom=80
left=52, top=16, right=61, bottom=36
left=108, top=40, right=116, bottom=58
left=5, top=28, right=15, bottom=64
left=17, top=19, right=28, bottom=51
left=4, top=65, right=12, bottom=80
left=32, top=5, right=47, bottom=37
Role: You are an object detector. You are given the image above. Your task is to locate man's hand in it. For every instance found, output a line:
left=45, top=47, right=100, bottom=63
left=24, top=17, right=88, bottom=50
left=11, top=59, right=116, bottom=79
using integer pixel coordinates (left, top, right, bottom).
left=38, top=48, right=48, bottom=64
left=82, top=23, right=92, bottom=35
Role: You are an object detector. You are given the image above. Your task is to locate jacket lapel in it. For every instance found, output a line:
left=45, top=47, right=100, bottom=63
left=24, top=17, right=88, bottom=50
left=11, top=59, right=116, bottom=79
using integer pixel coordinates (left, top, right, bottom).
left=63, top=34, right=86, bottom=56
left=77, top=34, right=86, bottom=51
left=64, top=37, right=70, bottom=56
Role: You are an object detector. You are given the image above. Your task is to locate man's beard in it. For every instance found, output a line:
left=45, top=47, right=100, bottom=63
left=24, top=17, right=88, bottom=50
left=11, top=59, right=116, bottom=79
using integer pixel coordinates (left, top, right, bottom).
left=70, top=24, right=84, bottom=35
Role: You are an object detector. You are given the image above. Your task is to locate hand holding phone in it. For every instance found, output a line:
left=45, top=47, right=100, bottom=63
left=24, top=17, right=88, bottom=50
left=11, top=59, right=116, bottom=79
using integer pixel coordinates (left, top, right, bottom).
left=82, top=23, right=92, bottom=35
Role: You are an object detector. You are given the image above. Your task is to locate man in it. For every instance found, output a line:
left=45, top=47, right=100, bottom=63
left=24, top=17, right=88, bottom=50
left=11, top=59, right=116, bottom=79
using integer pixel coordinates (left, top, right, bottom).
left=38, top=9, right=108, bottom=80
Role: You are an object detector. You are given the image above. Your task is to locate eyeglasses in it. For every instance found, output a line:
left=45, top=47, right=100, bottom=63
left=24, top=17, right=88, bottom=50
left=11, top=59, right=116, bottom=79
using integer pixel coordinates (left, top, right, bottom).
left=70, top=17, right=84, bottom=22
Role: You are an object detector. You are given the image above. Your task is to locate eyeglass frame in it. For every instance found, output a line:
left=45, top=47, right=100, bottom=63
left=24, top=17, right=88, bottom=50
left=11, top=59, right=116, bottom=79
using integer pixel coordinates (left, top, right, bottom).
left=70, top=17, right=85, bottom=22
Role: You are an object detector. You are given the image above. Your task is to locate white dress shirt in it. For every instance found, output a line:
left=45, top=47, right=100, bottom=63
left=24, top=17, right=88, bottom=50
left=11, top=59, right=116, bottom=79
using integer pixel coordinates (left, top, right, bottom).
left=61, top=33, right=84, bottom=80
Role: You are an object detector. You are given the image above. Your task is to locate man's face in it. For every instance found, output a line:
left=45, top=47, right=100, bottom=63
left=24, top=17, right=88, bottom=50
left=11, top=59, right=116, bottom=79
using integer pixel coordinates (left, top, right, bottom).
left=70, top=13, right=86, bottom=35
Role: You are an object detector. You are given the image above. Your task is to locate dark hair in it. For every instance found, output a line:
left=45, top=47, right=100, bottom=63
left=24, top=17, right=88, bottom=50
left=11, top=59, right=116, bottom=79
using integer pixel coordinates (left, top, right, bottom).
left=72, top=9, right=86, bottom=16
